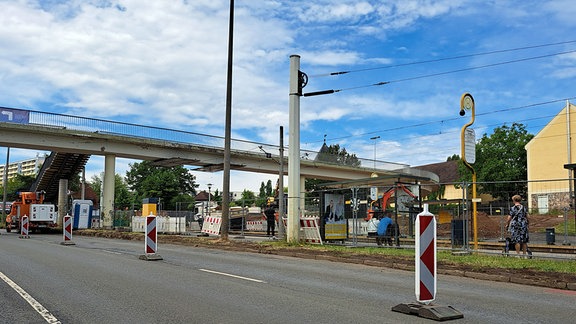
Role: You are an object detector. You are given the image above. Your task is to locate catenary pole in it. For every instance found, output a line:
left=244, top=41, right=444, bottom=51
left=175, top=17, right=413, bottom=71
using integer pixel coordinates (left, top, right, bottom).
left=221, top=0, right=235, bottom=240
left=278, top=126, right=285, bottom=239
left=288, top=55, right=301, bottom=242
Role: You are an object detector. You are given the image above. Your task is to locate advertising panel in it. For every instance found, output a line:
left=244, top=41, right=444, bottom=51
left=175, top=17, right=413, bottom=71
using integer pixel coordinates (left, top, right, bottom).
left=323, top=193, right=347, bottom=240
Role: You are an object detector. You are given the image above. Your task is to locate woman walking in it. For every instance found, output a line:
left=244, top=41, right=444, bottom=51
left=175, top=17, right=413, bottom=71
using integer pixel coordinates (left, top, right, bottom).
left=506, top=195, right=529, bottom=257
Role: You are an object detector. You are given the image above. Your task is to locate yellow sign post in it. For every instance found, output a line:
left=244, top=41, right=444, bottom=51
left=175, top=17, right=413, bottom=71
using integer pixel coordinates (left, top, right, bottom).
left=459, top=93, right=478, bottom=250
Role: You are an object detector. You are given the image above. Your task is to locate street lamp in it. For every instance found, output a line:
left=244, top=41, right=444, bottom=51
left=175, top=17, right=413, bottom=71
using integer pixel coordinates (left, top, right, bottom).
left=370, top=136, right=380, bottom=169
left=207, top=183, right=212, bottom=217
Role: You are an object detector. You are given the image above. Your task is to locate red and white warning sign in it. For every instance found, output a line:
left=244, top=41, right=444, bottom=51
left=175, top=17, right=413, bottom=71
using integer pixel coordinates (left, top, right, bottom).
left=415, top=204, right=436, bottom=303
left=246, top=220, right=265, bottom=231
left=19, top=215, right=30, bottom=239
left=201, top=215, right=222, bottom=235
left=139, top=215, right=163, bottom=261
left=146, top=215, right=157, bottom=254
left=61, top=215, right=75, bottom=245
left=282, top=217, right=322, bottom=245
left=300, top=217, right=322, bottom=245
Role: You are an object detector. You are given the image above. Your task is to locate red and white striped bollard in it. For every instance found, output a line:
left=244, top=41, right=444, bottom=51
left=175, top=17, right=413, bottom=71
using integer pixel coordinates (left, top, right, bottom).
left=19, top=215, right=30, bottom=238
left=415, top=204, right=436, bottom=303
left=139, top=214, right=163, bottom=261
left=61, top=214, right=76, bottom=245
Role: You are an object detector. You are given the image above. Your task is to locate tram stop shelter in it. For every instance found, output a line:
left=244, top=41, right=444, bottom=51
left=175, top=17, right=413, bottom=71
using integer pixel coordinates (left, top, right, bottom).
left=316, top=170, right=439, bottom=245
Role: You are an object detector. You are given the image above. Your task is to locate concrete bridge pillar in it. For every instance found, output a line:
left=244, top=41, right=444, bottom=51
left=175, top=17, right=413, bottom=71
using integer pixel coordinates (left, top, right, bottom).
left=101, top=155, right=116, bottom=228
left=300, top=176, right=306, bottom=214
left=58, top=179, right=68, bottom=225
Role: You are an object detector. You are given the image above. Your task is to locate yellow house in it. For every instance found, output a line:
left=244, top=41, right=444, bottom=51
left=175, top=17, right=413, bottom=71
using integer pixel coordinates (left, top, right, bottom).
left=415, top=160, right=461, bottom=200
left=525, top=102, right=576, bottom=213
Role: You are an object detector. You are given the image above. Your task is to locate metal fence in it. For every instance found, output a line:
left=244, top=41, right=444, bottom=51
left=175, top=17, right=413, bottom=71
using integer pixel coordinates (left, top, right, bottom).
left=298, top=178, right=576, bottom=247
left=100, top=178, right=575, bottom=244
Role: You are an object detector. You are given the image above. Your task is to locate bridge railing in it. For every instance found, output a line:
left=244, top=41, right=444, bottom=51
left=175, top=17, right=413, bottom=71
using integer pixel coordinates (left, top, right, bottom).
left=1, top=106, right=405, bottom=171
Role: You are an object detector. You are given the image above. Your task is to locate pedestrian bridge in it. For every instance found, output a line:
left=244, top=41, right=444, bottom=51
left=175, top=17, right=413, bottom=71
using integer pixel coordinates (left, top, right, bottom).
left=0, top=107, right=438, bottom=182
left=0, top=107, right=438, bottom=226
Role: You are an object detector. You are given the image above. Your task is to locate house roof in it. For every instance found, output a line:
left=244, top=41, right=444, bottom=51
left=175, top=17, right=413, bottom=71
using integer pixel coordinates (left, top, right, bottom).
left=195, top=191, right=212, bottom=201
left=414, top=160, right=459, bottom=183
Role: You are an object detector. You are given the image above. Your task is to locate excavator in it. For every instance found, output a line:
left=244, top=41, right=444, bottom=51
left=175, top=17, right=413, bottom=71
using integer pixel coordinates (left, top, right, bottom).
left=366, top=184, right=417, bottom=221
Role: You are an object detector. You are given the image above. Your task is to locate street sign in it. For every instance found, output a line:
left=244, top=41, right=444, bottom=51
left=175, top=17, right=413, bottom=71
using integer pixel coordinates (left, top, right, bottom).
left=464, top=128, right=476, bottom=164
left=0, top=108, right=30, bottom=124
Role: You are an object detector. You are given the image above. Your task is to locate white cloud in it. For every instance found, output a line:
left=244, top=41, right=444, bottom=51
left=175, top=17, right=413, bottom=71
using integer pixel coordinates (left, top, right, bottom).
left=2, top=0, right=576, bottom=195
left=296, top=2, right=374, bottom=23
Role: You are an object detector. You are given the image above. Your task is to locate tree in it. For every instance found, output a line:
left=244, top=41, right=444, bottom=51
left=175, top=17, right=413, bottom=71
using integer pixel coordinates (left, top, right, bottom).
left=90, top=173, right=136, bottom=210
left=265, top=180, right=273, bottom=197
left=459, top=123, right=534, bottom=199
left=316, top=143, right=361, bottom=167
left=240, top=189, right=256, bottom=206
left=258, top=182, right=266, bottom=198
left=0, top=174, right=37, bottom=202
left=124, top=161, right=198, bottom=210
left=306, top=143, right=360, bottom=198
left=447, top=154, right=460, bottom=161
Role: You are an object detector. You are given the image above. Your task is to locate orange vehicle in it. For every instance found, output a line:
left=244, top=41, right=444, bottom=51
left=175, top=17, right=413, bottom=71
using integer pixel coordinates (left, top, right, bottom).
left=366, top=184, right=418, bottom=220
left=5, top=191, right=57, bottom=233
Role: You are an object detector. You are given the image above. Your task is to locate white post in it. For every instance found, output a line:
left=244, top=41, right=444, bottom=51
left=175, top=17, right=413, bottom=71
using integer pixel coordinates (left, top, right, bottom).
left=288, top=55, right=301, bottom=242
left=58, top=179, right=68, bottom=226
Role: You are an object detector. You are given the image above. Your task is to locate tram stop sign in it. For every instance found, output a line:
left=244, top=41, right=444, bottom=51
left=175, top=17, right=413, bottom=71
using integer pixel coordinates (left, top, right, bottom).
left=464, top=128, right=476, bottom=164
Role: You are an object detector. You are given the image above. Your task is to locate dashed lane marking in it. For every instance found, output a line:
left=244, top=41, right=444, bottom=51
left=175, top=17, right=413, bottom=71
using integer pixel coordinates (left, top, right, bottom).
left=198, top=268, right=266, bottom=283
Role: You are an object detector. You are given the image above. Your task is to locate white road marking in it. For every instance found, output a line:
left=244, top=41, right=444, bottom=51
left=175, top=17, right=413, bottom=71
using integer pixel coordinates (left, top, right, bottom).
left=0, top=271, right=61, bottom=323
left=198, top=268, right=266, bottom=283
left=102, top=250, right=122, bottom=255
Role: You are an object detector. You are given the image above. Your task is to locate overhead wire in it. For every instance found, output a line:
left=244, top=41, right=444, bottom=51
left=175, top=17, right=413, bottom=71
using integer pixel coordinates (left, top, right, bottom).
left=309, top=40, right=576, bottom=78
left=299, top=40, right=576, bottom=160
left=305, top=97, right=576, bottom=144
left=330, top=49, right=576, bottom=93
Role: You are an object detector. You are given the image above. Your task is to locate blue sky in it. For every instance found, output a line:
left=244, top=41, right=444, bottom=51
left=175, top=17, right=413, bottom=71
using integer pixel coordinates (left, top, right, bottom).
left=1, top=0, right=575, bottom=193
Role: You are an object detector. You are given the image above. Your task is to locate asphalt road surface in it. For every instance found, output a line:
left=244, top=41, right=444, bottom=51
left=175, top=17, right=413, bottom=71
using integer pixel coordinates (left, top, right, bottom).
left=1, top=231, right=575, bottom=323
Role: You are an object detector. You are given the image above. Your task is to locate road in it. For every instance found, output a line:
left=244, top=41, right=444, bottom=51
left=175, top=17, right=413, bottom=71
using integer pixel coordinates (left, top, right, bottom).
left=1, top=231, right=575, bottom=323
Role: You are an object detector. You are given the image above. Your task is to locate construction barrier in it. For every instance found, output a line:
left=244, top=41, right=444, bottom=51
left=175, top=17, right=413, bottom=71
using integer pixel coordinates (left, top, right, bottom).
left=19, top=215, right=30, bottom=239
left=131, top=215, right=187, bottom=234
left=246, top=220, right=265, bottom=232
left=300, top=217, right=322, bottom=245
left=415, top=205, right=436, bottom=303
left=281, top=217, right=322, bottom=244
left=139, top=215, right=163, bottom=261
left=201, top=215, right=222, bottom=235
left=282, top=217, right=322, bottom=245
left=61, top=215, right=75, bottom=245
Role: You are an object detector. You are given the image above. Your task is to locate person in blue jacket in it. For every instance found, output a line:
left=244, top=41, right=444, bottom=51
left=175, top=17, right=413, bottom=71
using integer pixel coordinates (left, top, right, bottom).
left=376, top=212, right=393, bottom=246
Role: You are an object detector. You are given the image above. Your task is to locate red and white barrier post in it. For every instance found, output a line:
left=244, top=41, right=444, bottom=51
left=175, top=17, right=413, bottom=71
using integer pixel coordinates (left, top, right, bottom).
left=415, top=204, right=436, bottom=303
left=392, top=204, right=463, bottom=321
left=19, top=215, right=30, bottom=238
left=139, top=214, right=163, bottom=261
left=61, top=214, right=76, bottom=245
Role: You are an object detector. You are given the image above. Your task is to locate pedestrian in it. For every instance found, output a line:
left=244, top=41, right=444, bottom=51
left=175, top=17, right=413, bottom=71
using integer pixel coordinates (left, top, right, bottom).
left=506, top=195, right=529, bottom=258
left=367, top=212, right=380, bottom=238
left=263, top=205, right=277, bottom=239
left=376, top=212, right=393, bottom=246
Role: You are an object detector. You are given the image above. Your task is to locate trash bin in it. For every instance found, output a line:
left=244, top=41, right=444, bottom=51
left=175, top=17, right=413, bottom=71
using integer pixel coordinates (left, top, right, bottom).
left=451, top=219, right=465, bottom=246
left=545, top=228, right=555, bottom=245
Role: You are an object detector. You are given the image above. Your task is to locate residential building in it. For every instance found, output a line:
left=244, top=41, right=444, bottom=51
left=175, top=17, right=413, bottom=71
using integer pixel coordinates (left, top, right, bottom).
left=0, top=154, right=46, bottom=184
left=525, top=102, right=576, bottom=213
